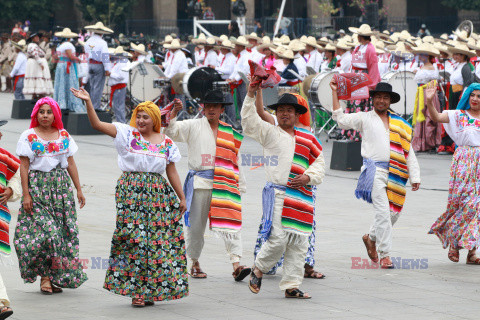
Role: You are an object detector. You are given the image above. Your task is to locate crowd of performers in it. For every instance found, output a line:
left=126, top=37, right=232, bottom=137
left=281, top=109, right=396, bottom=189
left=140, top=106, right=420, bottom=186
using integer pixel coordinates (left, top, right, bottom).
left=0, top=21, right=480, bottom=318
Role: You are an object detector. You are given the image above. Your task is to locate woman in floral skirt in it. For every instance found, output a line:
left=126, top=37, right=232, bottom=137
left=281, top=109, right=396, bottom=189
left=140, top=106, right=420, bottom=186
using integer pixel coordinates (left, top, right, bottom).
left=71, top=88, right=188, bottom=307
left=426, top=82, right=480, bottom=264
left=15, top=97, right=87, bottom=294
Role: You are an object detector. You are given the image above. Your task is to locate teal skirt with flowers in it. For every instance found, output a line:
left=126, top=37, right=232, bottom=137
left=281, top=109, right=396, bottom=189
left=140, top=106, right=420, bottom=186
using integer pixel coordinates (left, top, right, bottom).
left=103, top=171, right=188, bottom=301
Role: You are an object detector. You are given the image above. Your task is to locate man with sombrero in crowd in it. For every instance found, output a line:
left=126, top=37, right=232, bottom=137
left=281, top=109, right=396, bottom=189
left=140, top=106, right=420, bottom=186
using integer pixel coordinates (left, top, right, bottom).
left=9, top=39, right=27, bottom=100
left=0, top=119, right=22, bottom=320
left=192, top=33, right=207, bottom=67
left=245, top=32, right=264, bottom=63
left=201, top=37, right=218, bottom=68
left=108, top=46, right=131, bottom=123
left=242, top=77, right=325, bottom=299
left=334, top=39, right=353, bottom=74
left=228, top=36, right=253, bottom=113
left=84, top=22, right=113, bottom=110
left=330, top=79, right=421, bottom=269
left=165, top=90, right=250, bottom=282
left=301, top=36, right=323, bottom=73
left=216, top=39, right=238, bottom=126
left=288, top=39, right=307, bottom=79
left=130, top=42, right=147, bottom=63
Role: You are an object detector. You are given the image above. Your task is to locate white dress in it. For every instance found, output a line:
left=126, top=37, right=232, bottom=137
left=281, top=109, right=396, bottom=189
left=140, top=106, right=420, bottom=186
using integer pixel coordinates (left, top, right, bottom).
left=23, top=42, right=53, bottom=95
left=414, top=68, right=439, bottom=85
left=443, top=110, right=480, bottom=147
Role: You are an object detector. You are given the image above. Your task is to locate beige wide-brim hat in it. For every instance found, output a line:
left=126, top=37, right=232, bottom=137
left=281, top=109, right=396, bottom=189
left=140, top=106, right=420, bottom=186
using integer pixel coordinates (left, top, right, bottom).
left=278, top=49, right=295, bottom=60
left=468, top=40, right=480, bottom=51
left=204, top=37, right=216, bottom=46
left=55, top=28, right=78, bottom=38
left=334, top=39, right=352, bottom=51
left=257, top=37, right=275, bottom=50
left=245, top=32, right=262, bottom=42
left=411, top=42, right=440, bottom=56
left=288, top=39, right=306, bottom=52
left=322, top=43, right=336, bottom=52
left=434, top=42, right=451, bottom=56
left=388, top=41, right=411, bottom=56
left=85, top=22, right=114, bottom=34
left=422, top=36, right=435, bottom=44
left=279, top=35, right=290, bottom=45
left=110, top=46, right=132, bottom=57
left=130, top=42, right=147, bottom=55
left=301, top=36, right=322, bottom=49
left=12, top=39, right=26, bottom=51
left=164, top=39, right=187, bottom=49
left=271, top=46, right=287, bottom=57
left=349, top=24, right=375, bottom=36
left=232, top=36, right=253, bottom=47
left=317, top=36, right=330, bottom=45
left=449, top=42, right=476, bottom=57
left=453, top=29, right=469, bottom=42
left=160, top=35, right=174, bottom=45
left=374, top=30, right=391, bottom=41
left=216, top=39, right=235, bottom=50
left=219, top=34, right=229, bottom=42
left=192, top=33, right=207, bottom=45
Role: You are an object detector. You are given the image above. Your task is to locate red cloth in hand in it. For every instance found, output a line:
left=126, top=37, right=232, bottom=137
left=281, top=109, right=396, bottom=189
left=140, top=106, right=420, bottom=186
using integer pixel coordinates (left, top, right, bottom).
left=333, top=73, right=373, bottom=101
left=248, top=60, right=281, bottom=89
left=161, top=100, right=176, bottom=127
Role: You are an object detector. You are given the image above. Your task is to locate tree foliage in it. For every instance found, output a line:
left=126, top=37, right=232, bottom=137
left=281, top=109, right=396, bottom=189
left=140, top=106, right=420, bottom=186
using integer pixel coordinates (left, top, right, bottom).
left=441, top=0, right=480, bottom=10
left=0, top=0, right=56, bottom=22
left=77, top=0, right=137, bottom=28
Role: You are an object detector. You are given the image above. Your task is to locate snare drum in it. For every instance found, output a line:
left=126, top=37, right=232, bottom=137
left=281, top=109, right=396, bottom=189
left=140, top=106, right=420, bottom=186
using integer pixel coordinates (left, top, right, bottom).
left=309, top=71, right=338, bottom=111
left=130, top=63, right=164, bottom=101
left=381, top=71, right=417, bottom=115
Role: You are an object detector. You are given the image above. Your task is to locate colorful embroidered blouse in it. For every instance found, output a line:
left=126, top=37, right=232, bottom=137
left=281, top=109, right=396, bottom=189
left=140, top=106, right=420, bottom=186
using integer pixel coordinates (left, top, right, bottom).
left=443, top=110, right=480, bottom=147
left=16, top=128, right=78, bottom=172
left=114, top=123, right=181, bottom=173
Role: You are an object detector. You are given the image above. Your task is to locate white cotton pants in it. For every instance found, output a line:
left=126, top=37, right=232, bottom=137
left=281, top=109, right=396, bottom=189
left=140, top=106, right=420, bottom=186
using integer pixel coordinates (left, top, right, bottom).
left=0, top=272, right=10, bottom=307
left=368, top=168, right=401, bottom=259
left=255, top=191, right=309, bottom=290
left=186, top=189, right=242, bottom=264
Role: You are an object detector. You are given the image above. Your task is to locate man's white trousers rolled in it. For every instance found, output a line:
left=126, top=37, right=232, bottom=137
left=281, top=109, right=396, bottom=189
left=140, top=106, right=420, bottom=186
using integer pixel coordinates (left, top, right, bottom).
left=254, top=190, right=309, bottom=290
left=0, top=272, right=10, bottom=307
left=369, top=168, right=401, bottom=259
left=186, top=189, right=242, bottom=264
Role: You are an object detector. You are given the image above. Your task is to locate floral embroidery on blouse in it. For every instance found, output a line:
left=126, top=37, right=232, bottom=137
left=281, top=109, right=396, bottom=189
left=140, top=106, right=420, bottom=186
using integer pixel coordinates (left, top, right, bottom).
left=128, top=130, right=173, bottom=157
left=455, top=111, right=480, bottom=132
left=27, top=130, right=71, bottom=156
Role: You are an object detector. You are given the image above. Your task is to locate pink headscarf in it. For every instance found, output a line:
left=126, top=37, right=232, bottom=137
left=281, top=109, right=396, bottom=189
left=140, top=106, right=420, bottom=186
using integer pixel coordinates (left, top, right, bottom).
left=30, top=97, right=64, bottom=130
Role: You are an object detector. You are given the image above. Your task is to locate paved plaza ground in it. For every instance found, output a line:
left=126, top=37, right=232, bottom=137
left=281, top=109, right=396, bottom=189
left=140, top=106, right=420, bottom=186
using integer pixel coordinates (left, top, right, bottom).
left=0, top=92, right=479, bottom=319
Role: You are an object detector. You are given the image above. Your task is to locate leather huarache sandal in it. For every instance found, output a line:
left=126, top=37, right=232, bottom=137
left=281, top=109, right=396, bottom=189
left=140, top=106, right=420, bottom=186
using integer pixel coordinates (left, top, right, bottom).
left=190, top=266, right=207, bottom=279
left=380, top=257, right=394, bottom=269
left=232, top=265, right=252, bottom=282
left=285, top=288, right=311, bottom=299
left=466, top=253, right=480, bottom=265
left=40, top=277, right=53, bottom=295
left=0, top=306, right=13, bottom=320
left=248, top=268, right=262, bottom=294
left=304, top=264, right=326, bottom=279
left=362, top=234, right=379, bottom=263
left=132, top=298, right=145, bottom=307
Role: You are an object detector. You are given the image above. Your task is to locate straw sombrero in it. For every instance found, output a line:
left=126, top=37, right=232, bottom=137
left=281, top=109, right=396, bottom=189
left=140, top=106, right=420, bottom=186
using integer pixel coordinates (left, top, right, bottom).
left=130, top=42, right=147, bottom=55
left=453, top=29, right=469, bottom=42
left=411, top=42, right=440, bottom=56
left=164, top=39, right=187, bottom=49
left=204, top=37, right=216, bottom=46
left=54, top=28, right=78, bottom=38
left=349, top=24, right=375, bottom=36
left=277, top=49, right=295, bottom=60
left=160, top=35, right=174, bottom=45
left=322, top=43, right=336, bottom=52
left=288, top=39, right=306, bottom=52
left=245, top=32, right=262, bottom=42
left=257, top=37, right=275, bottom=50
left=216, top=39, right=235, bottom=50
left=317, top=36, right=331, bottom=45
left=232, top=36, right=253, bottom=47
left=434, top=42, right=451, bottom=56
left=301, top=36, right=322, bottom=49
left=84, top=22, right=113, bottom=34
left=192, top=33, right=207, bottom=45
left=449, top=42, right=476, bottom=57
left=468, top=39, right=480, bottom=51
left=109, top=46, right=132, bottom=57
left=12, top=39, right=26, bottom=51
left=334, top=39, right=352, bottom=51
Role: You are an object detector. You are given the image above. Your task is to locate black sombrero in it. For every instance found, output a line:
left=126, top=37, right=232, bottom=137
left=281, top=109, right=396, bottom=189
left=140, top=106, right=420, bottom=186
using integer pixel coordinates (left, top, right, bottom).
left=267, top=93, right=308, bottom=114
left=370, top=82, right=401, bottom=104
left=201, top=90, right=232, bottom=105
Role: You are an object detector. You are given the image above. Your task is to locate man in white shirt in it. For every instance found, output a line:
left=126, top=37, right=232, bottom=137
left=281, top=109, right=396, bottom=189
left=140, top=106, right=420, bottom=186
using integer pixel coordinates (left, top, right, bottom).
left=163, top=39, right=189, bottom=79
left=84, top=22, right=113, bottom=110
left=216, top=39, right=237, bottom=126
left=242, top=79, right=325, bottom=299
left=165, top=90, right=250, bottom=282
left=108, top=47, right=130, bottom=123
left=302, top=36, right=322, bottom=73
left=229, top=36, right=252, bottom=114
left=10, top=40, right=27, bottom=100
left=331, top=80, right=421, bottom=269
left=289, top=39, right=307, bottom=79
left=130, top=43, right=147, bottom=63
left=334, top=40, right=352, bottom=73
left=202, top=37, right=218, bottom=68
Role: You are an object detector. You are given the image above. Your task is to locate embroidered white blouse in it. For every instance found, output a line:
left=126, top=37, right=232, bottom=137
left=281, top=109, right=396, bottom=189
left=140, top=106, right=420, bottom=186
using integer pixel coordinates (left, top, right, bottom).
left=443, top=110, right=480, bottom=147
left=113, top=123, right=181, bottom=174
left=16, top=128, right=78, bottom=172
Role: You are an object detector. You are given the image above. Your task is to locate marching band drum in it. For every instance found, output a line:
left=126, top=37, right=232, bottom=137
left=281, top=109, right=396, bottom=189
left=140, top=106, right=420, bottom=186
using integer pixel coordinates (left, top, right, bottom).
left=381, top=71, right=417, bottom=115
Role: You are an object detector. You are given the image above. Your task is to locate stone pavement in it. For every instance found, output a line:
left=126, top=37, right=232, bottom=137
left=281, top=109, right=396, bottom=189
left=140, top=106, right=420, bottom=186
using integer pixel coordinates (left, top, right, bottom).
left=0, top=92, right=479, bottom=320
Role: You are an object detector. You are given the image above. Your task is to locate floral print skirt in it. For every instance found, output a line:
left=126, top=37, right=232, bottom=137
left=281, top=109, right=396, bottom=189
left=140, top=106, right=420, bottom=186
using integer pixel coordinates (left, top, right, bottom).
left=14, top=168, right=87, bottom=288
left=340, top=98, right=372, bottom=141
left=429, top=146, right=480, bottom=250
left=103, top=172, right=188, bottom=302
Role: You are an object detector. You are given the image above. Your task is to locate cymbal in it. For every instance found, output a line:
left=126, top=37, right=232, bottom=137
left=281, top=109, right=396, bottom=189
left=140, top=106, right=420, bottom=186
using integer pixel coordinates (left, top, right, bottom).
left=171, top=72, right=185, bottom=94
left=302, top=74, right=317, bottom=95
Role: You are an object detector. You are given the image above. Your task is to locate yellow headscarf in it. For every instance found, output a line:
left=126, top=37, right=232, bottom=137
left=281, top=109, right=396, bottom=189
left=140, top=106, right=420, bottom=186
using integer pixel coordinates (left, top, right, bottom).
left=129, top=101, right=162, bottom=133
